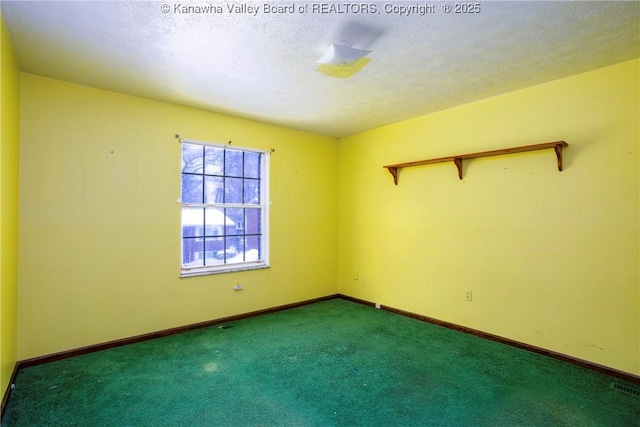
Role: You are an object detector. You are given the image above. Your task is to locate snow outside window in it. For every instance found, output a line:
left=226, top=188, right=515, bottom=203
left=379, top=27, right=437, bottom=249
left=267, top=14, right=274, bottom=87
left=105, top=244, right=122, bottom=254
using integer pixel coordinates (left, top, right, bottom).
left=180, top=140, right=269, bottom=277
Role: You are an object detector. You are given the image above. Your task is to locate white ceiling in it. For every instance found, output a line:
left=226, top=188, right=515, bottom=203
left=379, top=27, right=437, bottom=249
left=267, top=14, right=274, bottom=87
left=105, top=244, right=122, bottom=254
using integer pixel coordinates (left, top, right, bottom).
left=2, top=1, right=639, bottom=137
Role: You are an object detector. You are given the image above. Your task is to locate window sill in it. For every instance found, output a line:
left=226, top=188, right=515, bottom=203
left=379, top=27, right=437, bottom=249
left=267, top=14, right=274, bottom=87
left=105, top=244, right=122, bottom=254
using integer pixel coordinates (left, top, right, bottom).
left=180, top=262, right=270, bottom=278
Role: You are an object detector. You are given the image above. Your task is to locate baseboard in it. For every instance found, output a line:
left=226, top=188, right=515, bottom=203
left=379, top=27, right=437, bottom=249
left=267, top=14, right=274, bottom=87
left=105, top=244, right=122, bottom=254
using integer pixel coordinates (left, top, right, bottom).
left=18, top=294, right=340, bottom=369
left=338, top=294, right=640, bottom=385
left=336, top=294, right=376, bottom=308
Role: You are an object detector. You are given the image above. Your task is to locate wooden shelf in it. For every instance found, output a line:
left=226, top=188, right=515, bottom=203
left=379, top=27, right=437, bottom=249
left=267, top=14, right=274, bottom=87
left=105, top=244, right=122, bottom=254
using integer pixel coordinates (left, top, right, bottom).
left=383, top=141, right=568, bottom=185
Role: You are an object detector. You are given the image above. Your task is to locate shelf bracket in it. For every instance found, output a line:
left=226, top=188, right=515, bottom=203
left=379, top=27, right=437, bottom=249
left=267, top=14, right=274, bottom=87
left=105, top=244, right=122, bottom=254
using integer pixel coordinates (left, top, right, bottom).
left=554, top=143, right=564, bottom=171
left=453, top=158, right=463, bottom=180
left=387, top=166, right=399, bottom=185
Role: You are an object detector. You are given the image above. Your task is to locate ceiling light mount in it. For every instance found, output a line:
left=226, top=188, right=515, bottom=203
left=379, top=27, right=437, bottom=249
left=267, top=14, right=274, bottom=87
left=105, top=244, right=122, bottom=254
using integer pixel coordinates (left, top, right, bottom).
left=317, top=42, right=371, bottom=67
left=316, top=41, right=372, bottom=78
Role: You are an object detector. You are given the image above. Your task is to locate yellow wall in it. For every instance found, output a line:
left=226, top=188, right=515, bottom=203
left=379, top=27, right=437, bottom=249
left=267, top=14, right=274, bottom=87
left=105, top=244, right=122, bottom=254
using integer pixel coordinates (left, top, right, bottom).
left=0, top=14, right=21, bottom=399
left=18, top=74, right=337, bottom=359
left=15, top=57, right=640, bottom=377
left=338, top=60, right=640, bottom=375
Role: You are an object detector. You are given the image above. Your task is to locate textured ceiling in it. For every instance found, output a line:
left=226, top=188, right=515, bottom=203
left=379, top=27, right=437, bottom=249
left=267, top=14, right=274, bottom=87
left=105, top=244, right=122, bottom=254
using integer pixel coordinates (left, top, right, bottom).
left=2, top=1, right=639, bottom=137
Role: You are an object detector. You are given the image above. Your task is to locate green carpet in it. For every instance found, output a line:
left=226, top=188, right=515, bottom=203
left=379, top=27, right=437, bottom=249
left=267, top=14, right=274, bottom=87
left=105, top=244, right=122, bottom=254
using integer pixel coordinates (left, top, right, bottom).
left=3, top=299, right=639, bottom=426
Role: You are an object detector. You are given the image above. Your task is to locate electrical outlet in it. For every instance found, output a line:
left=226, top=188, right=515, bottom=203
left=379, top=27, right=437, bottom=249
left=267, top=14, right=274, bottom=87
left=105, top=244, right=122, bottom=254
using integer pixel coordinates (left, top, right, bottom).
left=464, top=289, right=472, bottom=302
left=353, top=271, right=359, bottom=280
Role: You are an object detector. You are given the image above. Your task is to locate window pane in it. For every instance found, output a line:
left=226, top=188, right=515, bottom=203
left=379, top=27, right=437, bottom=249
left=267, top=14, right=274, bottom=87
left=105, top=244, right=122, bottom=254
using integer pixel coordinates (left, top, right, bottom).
left=205, top=208, right=226, bottom=237
left=204, top=146, right=224, bottom=176
left=182, top=175, right=203, bottom=203
left=182, top=144, right=203, bottom=173
left=246, top=209, right=261, bottom=234
left=225, top=149, right=243, bottom=177
left=183, top=237, right=203, bottom=266
left=204, top=176, right=223, bottom=204
left=245, top=235, right=260, bottom=261
left=224, top=237, right=240, bottom=262
left=244, top=152, right=261, bottom=179
left=244, top=179, right=260, bottom=204
left=231, top=236, right=245, bottom=262
left=224, top=177, right=243, bottom=204
left=205, top=237, right=224, bottom=266
left=226, top=208, right=243, bottom=235
left=182, top=208, right=204, bottom=237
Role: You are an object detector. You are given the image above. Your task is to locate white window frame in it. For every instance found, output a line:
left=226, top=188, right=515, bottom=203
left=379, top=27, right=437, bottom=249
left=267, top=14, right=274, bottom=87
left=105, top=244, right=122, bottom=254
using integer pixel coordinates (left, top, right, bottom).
left=180, top=139, right=270, bottom=277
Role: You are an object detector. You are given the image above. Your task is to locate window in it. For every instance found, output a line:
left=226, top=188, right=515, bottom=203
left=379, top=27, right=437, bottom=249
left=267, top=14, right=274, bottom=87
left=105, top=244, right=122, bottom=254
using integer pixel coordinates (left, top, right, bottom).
left=180, top=140, right=269, bottom=276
